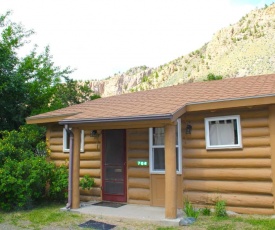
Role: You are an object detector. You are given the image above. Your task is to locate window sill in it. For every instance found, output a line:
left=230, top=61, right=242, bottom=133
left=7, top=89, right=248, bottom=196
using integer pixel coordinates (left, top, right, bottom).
left=150, top=171, right=182, bottom=175
left=63, top=150, right=85, bottom=153
left=206, top=145, right=243, bottom=150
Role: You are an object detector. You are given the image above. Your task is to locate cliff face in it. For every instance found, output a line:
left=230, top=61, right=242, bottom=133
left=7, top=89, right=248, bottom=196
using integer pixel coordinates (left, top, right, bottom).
left=88, top=4, right=275, bottom=97
left=89, top=66, right=153, bottom=97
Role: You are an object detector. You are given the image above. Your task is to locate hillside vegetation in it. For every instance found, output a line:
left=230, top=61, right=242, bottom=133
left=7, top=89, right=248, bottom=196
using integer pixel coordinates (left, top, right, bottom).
left=89, top=3, right=275, bottom=97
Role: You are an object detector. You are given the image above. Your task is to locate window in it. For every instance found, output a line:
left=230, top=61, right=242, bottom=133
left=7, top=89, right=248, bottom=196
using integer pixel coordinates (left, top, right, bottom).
left=63, top=129, right=85, bottom=152
left=205, top=115, right=242, bottom=149
left=149, top=119, right=182, bottom=174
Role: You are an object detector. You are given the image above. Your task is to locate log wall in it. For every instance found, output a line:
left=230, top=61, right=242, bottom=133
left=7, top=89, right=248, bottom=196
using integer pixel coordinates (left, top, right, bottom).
left=127, top=128, right=151, bottom=205
left=48, top=125, right=102, bottom=202
left=182, top=107, right=274, bottom=214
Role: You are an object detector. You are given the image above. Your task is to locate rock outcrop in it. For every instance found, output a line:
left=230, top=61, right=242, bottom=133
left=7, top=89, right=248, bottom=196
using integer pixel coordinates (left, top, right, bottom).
left=87, top=3, right=275, bottom=97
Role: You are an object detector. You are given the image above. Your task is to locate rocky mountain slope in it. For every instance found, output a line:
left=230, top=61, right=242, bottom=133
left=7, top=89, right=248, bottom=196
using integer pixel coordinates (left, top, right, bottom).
left=89, top=3, right=275, bottom=97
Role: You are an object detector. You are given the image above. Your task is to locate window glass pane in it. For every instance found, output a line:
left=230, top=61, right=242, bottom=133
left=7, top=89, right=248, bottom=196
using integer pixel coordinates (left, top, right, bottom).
left=209, top=119, right=238, bottom=146
left=233, top=120, right=238, bottom=144
left=66, top=132, right=70, bottom=149
left=176, top=147, right=179, bottom=171
left=153, top=127, right=164, bottom=145
left=153, top=148, right=165, bottom=170
left=176, top=123, right=179, bottom=145
left=153, top=148, right=179, bottom=171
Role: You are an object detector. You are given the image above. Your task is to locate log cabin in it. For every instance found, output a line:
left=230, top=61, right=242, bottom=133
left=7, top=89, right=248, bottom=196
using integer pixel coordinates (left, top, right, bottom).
left=26, top=74, right=275, bottom=218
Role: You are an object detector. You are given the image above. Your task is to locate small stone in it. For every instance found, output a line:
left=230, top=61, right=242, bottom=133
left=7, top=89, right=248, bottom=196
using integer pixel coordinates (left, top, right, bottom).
left=226, top=210, right=239, bottom=216
left=179, top=217, right=196, bottom=226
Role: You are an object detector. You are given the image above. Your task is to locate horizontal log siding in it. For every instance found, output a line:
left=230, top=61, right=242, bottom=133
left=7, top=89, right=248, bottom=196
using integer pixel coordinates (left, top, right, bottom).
left=127, top=128, right=150, bottom=205
left=48, top=125, right=101, bottom=202
left=182, top=107, right=274, bottom=214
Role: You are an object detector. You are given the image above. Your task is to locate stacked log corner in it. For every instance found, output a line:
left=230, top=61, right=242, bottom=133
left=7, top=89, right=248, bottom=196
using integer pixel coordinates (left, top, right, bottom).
left=182, top=107, right=274, bottom=215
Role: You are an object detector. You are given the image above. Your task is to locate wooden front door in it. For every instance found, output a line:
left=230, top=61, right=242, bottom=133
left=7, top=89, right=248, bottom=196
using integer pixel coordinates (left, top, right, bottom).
left=102, top=129, right=126, bottom=202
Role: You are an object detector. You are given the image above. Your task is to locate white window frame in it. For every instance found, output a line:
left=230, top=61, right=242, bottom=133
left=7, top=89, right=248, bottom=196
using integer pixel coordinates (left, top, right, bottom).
left=205, top=115, right=242, bottom=150
left=63, top=128, right=85, bottom=153
left=149, top=119, right=182, bottom=174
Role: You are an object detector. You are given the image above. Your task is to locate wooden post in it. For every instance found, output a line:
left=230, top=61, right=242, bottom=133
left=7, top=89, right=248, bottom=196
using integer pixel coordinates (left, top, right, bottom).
left=165, top=123, right=177, bottom=219
left=72, top=127, right=80, bottom=209
left=269, top=105, right=275, bottom=214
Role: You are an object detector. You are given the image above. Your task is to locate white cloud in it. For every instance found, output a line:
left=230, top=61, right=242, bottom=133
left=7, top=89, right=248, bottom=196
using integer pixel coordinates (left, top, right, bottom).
left=0, top=0, right=273, bottom=80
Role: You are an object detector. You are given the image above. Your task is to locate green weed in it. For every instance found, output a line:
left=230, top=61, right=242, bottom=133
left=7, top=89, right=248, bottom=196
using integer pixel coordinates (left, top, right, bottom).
left=201, top=207, right=211, bottom=216
left=183, top=200, right=200, bottom=218
left=214, top=200, right=228, bottom=218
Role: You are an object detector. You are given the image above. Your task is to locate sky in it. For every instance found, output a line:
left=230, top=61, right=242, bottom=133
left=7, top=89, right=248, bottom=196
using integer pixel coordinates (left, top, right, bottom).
left=1, top=0, right=274, bottom=80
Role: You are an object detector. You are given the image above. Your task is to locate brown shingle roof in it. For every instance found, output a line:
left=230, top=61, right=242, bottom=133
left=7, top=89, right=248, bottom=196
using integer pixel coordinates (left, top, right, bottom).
left=26, top=74, right=275, bottom=124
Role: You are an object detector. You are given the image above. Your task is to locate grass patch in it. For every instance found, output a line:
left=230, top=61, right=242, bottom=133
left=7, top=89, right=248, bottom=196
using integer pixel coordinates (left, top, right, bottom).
left=0, top=202, right=85, bottom=229
left=212, top=216, right=230, bottom=221
left=22, top=205, right=80, bottom=225
left=244, top=218, right=275, bottom=230
left=206, top=223, right=236, bottom=230
left=0, top=214, right=4, bottom=223
left=157, top=227, right=177, bottom=230
left=2, top=203, right=275, bottom=230
left=188, top=215, right=275, bottom=230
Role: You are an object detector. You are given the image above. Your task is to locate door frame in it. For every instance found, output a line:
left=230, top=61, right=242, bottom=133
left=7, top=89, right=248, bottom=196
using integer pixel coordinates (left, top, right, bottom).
left=102, top=129, right=127, bottom=202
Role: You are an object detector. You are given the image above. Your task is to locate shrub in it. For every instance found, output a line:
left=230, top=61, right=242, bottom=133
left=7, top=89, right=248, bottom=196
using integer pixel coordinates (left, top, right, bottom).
left=0, top=125, right=68, bottom=211
left=183, top=200, right=200, bottom=218
left=215, top=200, right=227, bottom=217
left=0, top=157, right=68, bottom=211
left=80, top=175, right=95, bottom=190
left=47, top=164, right=68, bottom=201
left=141, top=76, right=148, bottom=83
left=205, top=73, right=223, bottom=81
left=0, top=125, right=46, bottom=165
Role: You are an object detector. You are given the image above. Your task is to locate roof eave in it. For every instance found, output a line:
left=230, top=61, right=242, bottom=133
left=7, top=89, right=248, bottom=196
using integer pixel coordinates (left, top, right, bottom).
left=186, top=94, right=275, bottom=112
left=59, top=114, right=173, bottom=125
left=26, top=112, right=80, bottom=124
